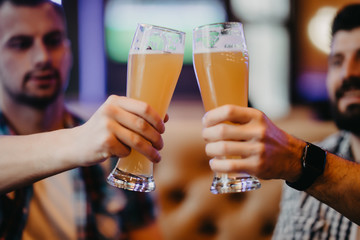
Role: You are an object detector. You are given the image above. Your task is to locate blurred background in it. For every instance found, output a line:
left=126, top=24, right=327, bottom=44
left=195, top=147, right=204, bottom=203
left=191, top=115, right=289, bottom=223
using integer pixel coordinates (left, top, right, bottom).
left=62, top=0, right=359, bottom=120
left=59, top=0, right=359, bottom=239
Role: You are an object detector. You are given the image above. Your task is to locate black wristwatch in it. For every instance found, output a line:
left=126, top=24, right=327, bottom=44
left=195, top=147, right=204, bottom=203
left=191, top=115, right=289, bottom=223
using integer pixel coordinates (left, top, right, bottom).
left=286, top=142, right=327, bottom=191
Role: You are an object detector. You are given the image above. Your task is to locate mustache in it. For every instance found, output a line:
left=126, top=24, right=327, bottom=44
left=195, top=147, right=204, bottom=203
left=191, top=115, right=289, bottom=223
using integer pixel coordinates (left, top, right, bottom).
left=335, top=76, right=360, bottom=100
left=24, top=64, right=59, bottom=82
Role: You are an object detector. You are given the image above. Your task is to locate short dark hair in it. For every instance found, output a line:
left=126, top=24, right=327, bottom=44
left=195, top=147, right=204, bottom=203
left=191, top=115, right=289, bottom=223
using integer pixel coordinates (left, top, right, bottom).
left=332, top=4, right=360, bottom=36
left=0, top=0, right=57, bottom=7
left=0, top=0, right=66, bottom=23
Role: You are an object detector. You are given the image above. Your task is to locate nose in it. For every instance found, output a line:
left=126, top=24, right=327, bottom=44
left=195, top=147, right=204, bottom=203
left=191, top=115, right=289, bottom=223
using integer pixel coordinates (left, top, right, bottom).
left=343, top=54, right=360, bottom=79
left=32, top=40, right=51, bottom=67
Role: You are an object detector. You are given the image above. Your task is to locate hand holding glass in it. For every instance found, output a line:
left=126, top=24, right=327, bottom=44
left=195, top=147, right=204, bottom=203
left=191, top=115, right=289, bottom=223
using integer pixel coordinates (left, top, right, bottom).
left=107, top=24, right=185, bottom=192
left=192, top=22, right=261, bottom=194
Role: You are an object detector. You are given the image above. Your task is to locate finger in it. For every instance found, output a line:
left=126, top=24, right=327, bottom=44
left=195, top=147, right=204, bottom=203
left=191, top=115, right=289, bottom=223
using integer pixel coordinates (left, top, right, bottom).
left=109, top=120, right=161, bottom=163
left=164, top=114, right=169, bottom=123
left=205, top=141, right=262, bottom=158
left=107, top=95, right=165, bottom=134
left=209, top=156, right=258, bottom=174
left=105, top=135, right=131, bottom=158
left=202, top=123, right=263, bottom=142
left=202, top=105, right=259, bottom=127
left=106, top=101, right=164, bottom=150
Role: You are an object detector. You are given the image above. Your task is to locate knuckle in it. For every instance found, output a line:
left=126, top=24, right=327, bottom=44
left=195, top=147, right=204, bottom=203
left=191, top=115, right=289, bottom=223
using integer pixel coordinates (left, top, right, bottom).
left=253, top=109, right=264, bottom=119
left=205, top=143, right=215, bottom=156
left=106, top=94, right=118, bottom=103
left=219, top=141, right=229, bottom=155
left=98, top=137, right=114, bottom=156
left=101, top=102, right=115, bottom=116
left=102, top=119, right=113, bottom=132
left=259, top=143, right=266, bottom=155
left=135, top=118, right=148, bottom=132
left=130, top=134, right=143, bottom=148
left=255, top=125, right=267, bottom=140
left=251, top=109, right=266, bottom=125
left=139, top=102, right=152, bottom=115
left=252, top=142, right=265, bottom=156
left=223, top=105, right=236, bottom=117
left=218, top=124, right=227, bottom=138
left=228, top=160, right=238, bottom=171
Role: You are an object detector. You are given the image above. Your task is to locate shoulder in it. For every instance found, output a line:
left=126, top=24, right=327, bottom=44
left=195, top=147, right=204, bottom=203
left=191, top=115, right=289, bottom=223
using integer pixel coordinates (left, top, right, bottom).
left=274, top=184, right=354, bottom=239
left=316, top=131, right=352, bottom=160
left=316, top=131, right=350, bottom=152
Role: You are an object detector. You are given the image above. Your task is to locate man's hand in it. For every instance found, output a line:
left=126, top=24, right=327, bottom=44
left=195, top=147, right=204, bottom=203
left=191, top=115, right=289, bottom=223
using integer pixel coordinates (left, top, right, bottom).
left=73, top=95, right=165, bottom=166
left=202, top=105, right=305, bottom=182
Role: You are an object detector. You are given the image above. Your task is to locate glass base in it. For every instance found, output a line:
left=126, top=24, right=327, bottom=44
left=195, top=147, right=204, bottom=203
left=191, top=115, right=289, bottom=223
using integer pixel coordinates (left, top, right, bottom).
left=210, top=174, right=261, bottom=194
left=107, top=168, right=155, bottom=192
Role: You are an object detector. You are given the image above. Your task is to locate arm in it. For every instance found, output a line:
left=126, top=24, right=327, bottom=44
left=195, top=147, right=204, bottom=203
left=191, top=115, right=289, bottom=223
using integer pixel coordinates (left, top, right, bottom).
left=307, top=154, right=360, bottom=224
left=129, top=222, right=164, bottom=240
left=0, top=95, right=165, bottom=193
left=202, top=105, right=360, bottom=224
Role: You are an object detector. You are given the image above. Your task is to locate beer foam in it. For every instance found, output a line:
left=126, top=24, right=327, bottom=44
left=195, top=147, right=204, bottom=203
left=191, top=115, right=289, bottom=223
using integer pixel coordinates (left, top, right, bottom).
left=193, top=48, right=247, bottom=54
left=129, top=50, right=184, bottom=55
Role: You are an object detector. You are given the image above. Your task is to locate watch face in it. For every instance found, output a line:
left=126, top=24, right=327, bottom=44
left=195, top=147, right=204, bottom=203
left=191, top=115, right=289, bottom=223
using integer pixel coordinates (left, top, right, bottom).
left=304, top=144, right=326, bottom=175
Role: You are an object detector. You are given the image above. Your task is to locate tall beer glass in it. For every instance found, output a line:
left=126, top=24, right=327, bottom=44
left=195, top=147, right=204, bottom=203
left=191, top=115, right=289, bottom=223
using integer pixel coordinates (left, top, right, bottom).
left=107, top=24, right=185, bottom=192
left=192, top=22, right=261, bottom=194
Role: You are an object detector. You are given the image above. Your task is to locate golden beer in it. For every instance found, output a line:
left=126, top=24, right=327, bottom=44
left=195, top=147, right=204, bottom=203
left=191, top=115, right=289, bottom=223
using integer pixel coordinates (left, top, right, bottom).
left=116, top=52, right=184, bottom=177
left=107, top=23, right=185, bottom=192
left=193, top=50, right=249, bottom=111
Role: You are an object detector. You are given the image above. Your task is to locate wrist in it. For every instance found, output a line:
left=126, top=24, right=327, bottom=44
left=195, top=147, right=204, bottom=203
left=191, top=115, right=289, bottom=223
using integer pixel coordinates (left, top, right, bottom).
left=52, top=128, right=81, bottom=168
left=286, top=140, right=307, bottom=183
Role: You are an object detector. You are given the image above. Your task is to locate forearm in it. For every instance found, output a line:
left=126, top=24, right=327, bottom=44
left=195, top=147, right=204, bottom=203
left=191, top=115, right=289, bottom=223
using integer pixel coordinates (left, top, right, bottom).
left=306, top=152, right=360, bottom=224
left=0, top=129, right=79, bottom=193
left=129, top=222, right=164, bottom=240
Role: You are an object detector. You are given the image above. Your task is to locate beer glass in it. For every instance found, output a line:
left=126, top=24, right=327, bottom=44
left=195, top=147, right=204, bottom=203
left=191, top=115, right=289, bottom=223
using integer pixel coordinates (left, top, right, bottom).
left=192, top=22, right=261, bottom=194
left=107, top=24, right=185, bottom=192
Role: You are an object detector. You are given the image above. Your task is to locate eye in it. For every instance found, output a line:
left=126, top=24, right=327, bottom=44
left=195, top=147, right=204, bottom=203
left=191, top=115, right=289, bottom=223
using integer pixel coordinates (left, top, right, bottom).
left=329, top=55, right=343, bottom=67
left=6, top=37, right=33, bottom=50
left=356, top=50, right=360, bottom=61
left=43, top=32, right=65, bottom=48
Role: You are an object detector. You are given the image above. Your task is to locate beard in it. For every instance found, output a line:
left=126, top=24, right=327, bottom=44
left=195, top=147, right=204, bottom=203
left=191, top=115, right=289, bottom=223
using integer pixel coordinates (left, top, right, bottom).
left=331, top=76, right=360, bottom=136
left=4, top=66, right=63, bottom=110
left=11, top=89, right=62, bottom=110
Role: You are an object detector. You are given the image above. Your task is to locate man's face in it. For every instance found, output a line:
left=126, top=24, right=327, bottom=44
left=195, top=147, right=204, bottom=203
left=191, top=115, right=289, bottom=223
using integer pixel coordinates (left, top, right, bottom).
left=327, top=27, right=360, bottom=135
left=0, top=2, right=72, bottom=109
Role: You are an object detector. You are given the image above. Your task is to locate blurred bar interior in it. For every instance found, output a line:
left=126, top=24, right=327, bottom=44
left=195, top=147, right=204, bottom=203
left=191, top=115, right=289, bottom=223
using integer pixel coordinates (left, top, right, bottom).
left=62, top=0, right=360, bottom=120
left=59, top=1, right=360, bottom=239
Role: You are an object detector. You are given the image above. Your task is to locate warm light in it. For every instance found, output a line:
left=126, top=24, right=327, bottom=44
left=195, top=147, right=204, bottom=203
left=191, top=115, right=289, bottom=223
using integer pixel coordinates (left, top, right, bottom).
left=307, top=7, right=337, bottom=54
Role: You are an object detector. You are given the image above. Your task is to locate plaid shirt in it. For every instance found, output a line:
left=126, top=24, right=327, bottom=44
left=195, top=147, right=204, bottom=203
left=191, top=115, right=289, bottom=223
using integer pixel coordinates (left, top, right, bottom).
left=273, top=131, right=357, bottom=240
left=0, top=110, right=156, bottom=240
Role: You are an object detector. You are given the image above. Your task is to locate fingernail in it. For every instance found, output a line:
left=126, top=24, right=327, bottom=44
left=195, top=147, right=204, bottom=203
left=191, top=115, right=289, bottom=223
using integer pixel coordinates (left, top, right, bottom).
left=202, top=115, right=207, bottom=125
left=159, top=122, right=165, bottom=134
left=209, top=158, right=213, bottom=166
left=154, top=152, right=161, bottom=163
